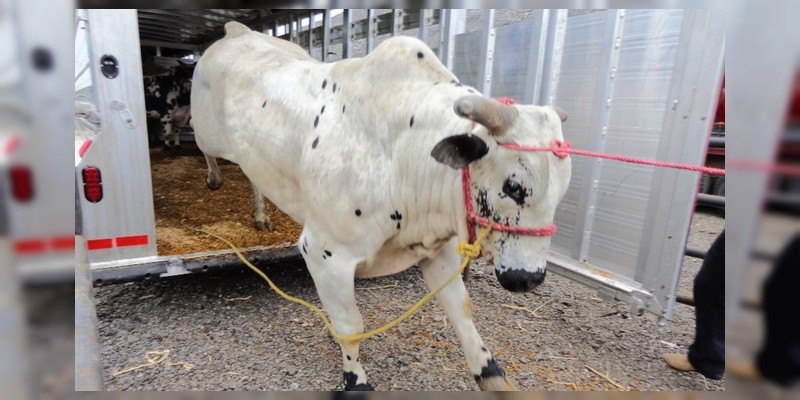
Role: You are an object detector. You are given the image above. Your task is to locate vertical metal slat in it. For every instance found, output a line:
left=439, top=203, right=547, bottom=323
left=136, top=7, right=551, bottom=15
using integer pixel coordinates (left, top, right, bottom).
left=343, top=9, right=352, bottom=59
left=322, top=10, right=331, bottom=61
left=419, top=9, right=429, bottom=43
left=367, top=9, right=375, bottom=53
left=477, top=9, right=496, bottom=95
left=308, top=11, right=316, bottom=59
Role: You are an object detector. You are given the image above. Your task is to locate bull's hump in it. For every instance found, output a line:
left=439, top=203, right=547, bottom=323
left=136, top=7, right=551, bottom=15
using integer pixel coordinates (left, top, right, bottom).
left=224, top=21, right=251, bottom=38
left=355, top=36, right=455, bottom=83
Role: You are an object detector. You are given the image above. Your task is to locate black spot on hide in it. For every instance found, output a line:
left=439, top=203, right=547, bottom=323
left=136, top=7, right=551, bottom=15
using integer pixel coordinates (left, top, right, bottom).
left=312, top=137, right=319, bottom=149
left=476, top=189, right=492, bottom=218
left=314, top=115, right=319, bottom=128
left=342, top=104, right=346, bottom=113
left=321, top=105, right=326, bottom=114
left=417, top=52, right=424, bottom=59
left=262, top=100, right=266, bottom=108
left=409, top=116, right=414, bottom=127
left=355, top=209, right=361, bottom=216
left=333, top=82, right=337, bottom=92
left=322, top=79, right=327, bottom=89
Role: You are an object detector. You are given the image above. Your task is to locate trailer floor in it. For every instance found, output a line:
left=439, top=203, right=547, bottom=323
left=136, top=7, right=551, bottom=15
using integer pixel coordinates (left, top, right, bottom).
left=149, top=144, right=302, bottom=255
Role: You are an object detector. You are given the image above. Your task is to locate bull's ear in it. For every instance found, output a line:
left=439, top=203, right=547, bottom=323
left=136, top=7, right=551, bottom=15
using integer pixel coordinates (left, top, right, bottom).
left=431, top=133, right=489, bottom=169
left=551, top=106, right=567, bottom=122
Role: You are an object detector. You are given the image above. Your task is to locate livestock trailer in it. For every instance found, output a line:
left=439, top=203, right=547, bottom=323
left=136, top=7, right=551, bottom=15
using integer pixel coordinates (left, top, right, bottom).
left=75, top=9, right=725, bottom=328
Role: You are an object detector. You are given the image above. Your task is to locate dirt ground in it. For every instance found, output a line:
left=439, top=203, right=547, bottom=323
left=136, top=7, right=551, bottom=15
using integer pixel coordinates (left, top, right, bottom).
left=94, top=146, right=725, bottom=391
left=150, top=144, right=302, bottom=255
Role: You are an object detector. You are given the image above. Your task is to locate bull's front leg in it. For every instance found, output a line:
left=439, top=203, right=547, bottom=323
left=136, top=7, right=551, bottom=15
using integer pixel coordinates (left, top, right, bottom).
left=300, top=230, right=372, bottom=391
left=419, top=238, right=517, bottom=391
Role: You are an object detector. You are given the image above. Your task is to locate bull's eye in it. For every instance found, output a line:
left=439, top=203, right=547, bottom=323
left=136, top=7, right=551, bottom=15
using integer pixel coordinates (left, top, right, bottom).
left=503, top=179, right=525, bottom=204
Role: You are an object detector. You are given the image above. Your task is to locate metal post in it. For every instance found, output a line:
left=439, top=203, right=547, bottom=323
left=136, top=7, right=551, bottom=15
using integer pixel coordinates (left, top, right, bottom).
left=477, top=9, right=496, bottom=95
left=529, top=9, right=567, bottom=106
left=697, top=193, right=725, bottom=208
left=272, top=18, right=279, bottom=37
left=308, top=11, right=316, bottom=59
left=289, top=14, right=296, bottom=44
left=440, top=9, right=466, bottom=70
left=322, top=10, right=331, bottom=61
left=391, top=9, right=401, bottom=36
left=576, top=10, right=626, bottom=263
left=419, top=9, right=429, bottom=44
left=366, top=9, right=375, bottom=53
left=636, top=10, right=726, bottom=320
left=75, top=234, right=105, bottom=390
left=81, top=9, right=158, bottom=264
left=342, top=9, right=352, bottom=59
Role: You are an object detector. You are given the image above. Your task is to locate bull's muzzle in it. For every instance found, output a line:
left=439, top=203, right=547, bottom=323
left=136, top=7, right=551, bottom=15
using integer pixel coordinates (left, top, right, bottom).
left=495, top=268, right=546, bottom=292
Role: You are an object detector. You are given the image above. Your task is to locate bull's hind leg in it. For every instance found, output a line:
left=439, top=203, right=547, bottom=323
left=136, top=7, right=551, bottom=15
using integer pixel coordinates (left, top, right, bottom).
left=203, top=154, right=224, bottom=190
left=250, top=181, right=272, bottom=231
left=301, top=230, right=372, bottom=391
left=171, top=126, right=181, bottom=148
left=419, top=239, right=517, bottom=391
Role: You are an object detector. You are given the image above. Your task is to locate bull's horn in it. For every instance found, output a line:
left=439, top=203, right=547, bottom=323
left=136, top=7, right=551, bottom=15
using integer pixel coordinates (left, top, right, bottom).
left=453, top=95, right=518, bottom=135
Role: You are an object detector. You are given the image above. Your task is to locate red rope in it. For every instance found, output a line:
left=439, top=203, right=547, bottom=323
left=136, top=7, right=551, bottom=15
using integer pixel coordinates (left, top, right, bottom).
left=495, top=97, right=518, bottom=105
left=458, top=96, right=726, bottom=246
left=501, top=139, right=726, bottom=176
left=462, top=167, right=556, bottom=244
left=462, top=168, right=478, bottom=243
left=469, top=213, right=557, bottom=236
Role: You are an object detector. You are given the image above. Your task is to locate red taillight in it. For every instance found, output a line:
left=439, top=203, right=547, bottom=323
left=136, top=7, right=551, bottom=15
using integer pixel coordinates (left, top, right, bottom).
left=82, top=165, right=103, bottom=202
left=9, top=164, right=34, bottom=202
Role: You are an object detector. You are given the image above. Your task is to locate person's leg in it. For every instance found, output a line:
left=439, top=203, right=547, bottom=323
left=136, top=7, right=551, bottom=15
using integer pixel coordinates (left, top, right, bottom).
left=686, top=230, right=726, bottom=379
left=664, top=230, right=725, bottom=379
left=755, top=233, right=800, bottom=386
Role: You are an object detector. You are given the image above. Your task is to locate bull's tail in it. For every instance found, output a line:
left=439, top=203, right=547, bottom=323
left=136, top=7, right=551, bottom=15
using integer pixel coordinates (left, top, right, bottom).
left=224, top=21, right=251, bottom=38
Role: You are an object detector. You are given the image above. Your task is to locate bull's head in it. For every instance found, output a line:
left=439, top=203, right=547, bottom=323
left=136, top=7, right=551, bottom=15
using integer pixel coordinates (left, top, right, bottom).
left=431, top=96, right=571, bottom=292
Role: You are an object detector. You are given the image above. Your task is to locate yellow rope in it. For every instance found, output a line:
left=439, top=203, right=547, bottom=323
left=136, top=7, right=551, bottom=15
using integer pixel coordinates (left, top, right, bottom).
left=196, top=226, right=491, bottom=342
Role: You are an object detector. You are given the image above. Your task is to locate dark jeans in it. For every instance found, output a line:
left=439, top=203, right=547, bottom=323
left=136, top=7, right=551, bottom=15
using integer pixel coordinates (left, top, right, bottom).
left=688, top=230, right=726, bottom=380
left=756, top=233, right=800, bottom=387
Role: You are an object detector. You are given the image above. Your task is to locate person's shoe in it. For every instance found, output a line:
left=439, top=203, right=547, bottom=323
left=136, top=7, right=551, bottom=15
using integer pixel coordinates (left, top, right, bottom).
left=663, top=353, right=696, bottom=372
left=728, top=358, right=761, bottom=380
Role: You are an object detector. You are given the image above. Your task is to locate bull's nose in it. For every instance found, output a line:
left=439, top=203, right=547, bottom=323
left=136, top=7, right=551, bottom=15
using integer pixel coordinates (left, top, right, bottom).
left=495, top=268, right=546, bottom=292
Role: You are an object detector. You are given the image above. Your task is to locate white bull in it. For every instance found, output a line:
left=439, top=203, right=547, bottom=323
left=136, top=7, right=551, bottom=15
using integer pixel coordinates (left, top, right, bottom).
left=192, top=21, right=571, bottom=391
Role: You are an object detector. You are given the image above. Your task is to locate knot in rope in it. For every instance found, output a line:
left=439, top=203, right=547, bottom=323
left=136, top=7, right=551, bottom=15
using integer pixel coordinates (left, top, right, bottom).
left=550, top=139, right=571, bottom=159
left=456, top=241, right=481, bottom=259
left=495, top=97, right=518, bottom=105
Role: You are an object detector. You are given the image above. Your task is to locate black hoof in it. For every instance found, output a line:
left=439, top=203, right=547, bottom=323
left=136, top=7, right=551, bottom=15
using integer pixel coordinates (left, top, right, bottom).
left=333, top=392, right=369, bottom=400
left=343, top=371, right=373, bottom=391
left=206, top=180, right=223, bottom=190
left=347, top=383, right=373, bottom=391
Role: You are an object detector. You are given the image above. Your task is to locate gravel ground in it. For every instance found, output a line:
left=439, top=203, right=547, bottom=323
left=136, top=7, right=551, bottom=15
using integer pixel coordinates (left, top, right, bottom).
left=94, top=210, right=724, bottom=391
